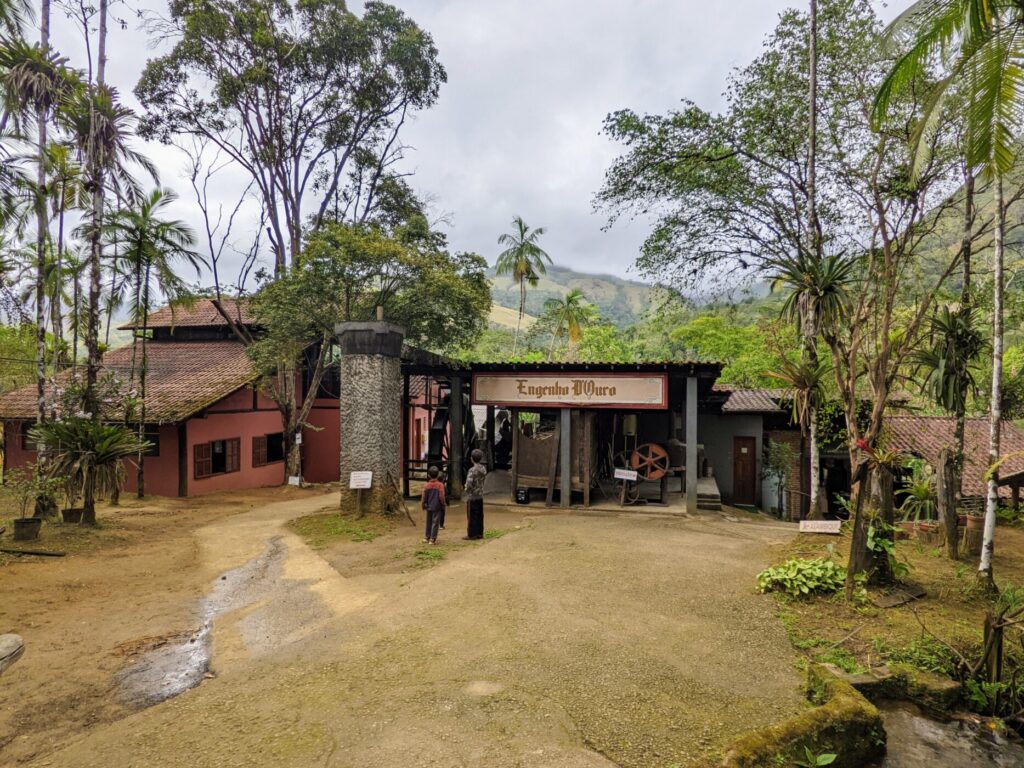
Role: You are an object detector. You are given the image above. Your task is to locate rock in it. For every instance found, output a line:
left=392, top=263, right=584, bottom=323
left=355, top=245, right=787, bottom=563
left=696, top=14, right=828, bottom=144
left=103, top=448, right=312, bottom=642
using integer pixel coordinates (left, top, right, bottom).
left=0, top=634, right=25, bottom=675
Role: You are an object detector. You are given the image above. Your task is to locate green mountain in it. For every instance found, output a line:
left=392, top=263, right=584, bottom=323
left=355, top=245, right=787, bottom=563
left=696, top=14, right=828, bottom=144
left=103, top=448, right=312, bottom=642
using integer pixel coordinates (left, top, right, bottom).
left=488, top=264, right=661, bottom=328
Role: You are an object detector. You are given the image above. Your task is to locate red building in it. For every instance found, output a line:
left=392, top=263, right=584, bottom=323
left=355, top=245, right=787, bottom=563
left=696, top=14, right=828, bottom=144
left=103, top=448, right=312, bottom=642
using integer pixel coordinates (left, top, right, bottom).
left=0, top=300, right=341, bottom=496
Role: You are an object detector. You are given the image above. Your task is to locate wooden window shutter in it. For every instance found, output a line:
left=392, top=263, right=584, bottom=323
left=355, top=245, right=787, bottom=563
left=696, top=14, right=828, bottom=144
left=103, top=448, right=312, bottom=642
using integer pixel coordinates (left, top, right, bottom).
left=226, top=438, right=241, bottom=473
left=252, top=435, right=268, bottom=467
left=194, top=442, right=212, bottom=479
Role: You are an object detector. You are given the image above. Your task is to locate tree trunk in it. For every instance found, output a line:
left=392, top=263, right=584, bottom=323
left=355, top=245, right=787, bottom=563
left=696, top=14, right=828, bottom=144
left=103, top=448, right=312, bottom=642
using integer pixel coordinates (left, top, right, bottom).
left=845, top=460, right=874, bottom=600
left=137, top=263, right=150, bottom=498
left=870, top=463, right=895, bottom=586
left=808, top=402, right=822, bottom=519
left=71, top=272, right=79, bottom=371
left=512, top=279, right=524, bottom=357
left=807, top=0, right=818, bottom=246
left=84, top=0, right=108, bottom=417
left=938, top=447, right=958, bottom=560
left=980, top=172, right=1004, bottom=589
left=32, top=0, right=53, bottom=519
left=81, top=461, right=96, bottom=526
left=51, top=193, right=66, bottom=368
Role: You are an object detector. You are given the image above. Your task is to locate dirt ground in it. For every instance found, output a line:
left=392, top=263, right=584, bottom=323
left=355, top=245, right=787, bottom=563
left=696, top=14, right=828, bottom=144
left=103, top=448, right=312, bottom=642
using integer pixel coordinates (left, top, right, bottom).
left=1, top=492, right=805, bottom=768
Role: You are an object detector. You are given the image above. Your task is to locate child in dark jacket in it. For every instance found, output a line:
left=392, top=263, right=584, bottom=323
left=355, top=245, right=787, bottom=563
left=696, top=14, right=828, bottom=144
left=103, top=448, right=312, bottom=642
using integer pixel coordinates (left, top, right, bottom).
left=421, top=466, right=446, bottom=545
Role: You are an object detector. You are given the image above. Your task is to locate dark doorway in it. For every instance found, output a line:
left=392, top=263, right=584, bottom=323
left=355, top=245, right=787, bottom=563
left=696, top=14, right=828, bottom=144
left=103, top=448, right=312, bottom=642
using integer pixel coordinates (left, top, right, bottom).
left=733, top=436, right=757, bottom=505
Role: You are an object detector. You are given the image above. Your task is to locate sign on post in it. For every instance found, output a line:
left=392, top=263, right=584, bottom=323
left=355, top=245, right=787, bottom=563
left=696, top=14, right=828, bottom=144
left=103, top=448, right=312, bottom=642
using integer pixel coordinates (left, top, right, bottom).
left=798, top=520, right=842, bottom=535
left=349, top=471, right=373, bottom=489
left=472, top=373, right=668, bottom=409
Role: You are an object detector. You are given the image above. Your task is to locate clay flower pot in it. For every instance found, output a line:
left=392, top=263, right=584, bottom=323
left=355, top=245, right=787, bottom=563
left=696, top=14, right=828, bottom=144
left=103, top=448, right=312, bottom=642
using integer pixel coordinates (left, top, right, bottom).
left=965, top=514, right=985, bottom=532
left=917, top=520, right=941, bottom=544
left=957, top=514, right=968, bottom=528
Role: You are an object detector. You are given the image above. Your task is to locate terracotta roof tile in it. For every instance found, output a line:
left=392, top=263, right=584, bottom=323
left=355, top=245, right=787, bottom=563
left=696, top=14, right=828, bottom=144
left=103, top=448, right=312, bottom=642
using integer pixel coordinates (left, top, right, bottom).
left=0, top=340, right=257, bottom=424
left=884, top=416, right=1024, bottom=498
left=118, top=298, right=255, bottom=330
left=715, top=386, right=785, bottom=413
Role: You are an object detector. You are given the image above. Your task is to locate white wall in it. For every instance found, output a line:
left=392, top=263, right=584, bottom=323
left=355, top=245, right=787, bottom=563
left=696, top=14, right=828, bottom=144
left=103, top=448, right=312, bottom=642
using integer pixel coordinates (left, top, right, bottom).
left=699, top=413, right=764, bottom=506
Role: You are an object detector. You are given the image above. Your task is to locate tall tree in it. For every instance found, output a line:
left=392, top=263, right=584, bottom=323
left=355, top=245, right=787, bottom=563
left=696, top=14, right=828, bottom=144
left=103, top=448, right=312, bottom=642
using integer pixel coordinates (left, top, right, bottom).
left=135, top=0, right=445, bottom=273
left=873, top=0, right=1024, bottom=588
left=45, top=142, right=86, bottom=366
left=104, top=188, right=203, bottom=496
left=495, top=215, right=551, bottom=356
left=600, top=0, right=989, bottom=595
left=543, top=288, right=596, bottom=360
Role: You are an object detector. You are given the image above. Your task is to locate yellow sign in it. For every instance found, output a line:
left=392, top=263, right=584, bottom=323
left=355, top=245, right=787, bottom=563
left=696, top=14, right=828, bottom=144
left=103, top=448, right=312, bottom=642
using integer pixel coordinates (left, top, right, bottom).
left=472, top=374, right=667, bottom=409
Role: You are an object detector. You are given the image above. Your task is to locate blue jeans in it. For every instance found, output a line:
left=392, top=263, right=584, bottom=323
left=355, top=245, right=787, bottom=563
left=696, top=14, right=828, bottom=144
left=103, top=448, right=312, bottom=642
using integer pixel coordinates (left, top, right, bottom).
left=425, top=509, right=442, bottom=542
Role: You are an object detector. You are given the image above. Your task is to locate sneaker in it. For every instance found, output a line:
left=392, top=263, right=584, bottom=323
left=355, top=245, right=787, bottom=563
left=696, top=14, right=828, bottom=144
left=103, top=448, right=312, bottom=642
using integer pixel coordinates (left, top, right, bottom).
left=422, top=538, right=430, bottom=544
left=430, top=539, right=437, bottom=545
left=440, top=525, right=446, bottom=530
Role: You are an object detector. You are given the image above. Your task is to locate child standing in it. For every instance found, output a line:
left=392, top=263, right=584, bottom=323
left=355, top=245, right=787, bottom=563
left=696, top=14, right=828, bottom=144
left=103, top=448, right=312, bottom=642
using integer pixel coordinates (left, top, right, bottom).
left=421, top=466, right=446, bottom=545
left=463, top=449, right=487, bottom=540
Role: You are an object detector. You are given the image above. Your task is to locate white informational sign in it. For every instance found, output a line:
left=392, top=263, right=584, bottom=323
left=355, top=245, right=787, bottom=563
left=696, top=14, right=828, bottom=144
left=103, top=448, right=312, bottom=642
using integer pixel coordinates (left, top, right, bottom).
left=349, top=471, right=373, bottom=489
left=295, top=433, right=303, bottom=445
left=613, top=468, right=639, bottom=482
left=799, top=520, right=842, bottom=534
left=472, top=373, right=667, bottom=409
left=288, top=476, right=301, bottom=486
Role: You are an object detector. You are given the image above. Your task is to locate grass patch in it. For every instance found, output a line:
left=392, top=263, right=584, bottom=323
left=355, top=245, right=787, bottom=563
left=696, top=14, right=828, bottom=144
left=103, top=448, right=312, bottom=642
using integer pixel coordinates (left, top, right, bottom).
left=414, top=546, right=445, bottom=565
left=484, top=527, right=512, bottom=539
left=762, top=525, right=1024, bottom=680
left=287, top=511, right=393, bottom=549
left=0, top=515, right=129, bottom=565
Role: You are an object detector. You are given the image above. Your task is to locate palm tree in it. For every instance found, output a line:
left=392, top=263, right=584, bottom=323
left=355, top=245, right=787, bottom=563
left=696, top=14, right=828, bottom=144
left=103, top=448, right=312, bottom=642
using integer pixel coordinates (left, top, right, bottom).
left=873, top=0, right=1024, bottom=588
left=0, top=0, right=29, bottom=37
left=45, top=142, right=87, bottom=365
left=544, top=289, right=596, bottom=361
left=496, top=216, right=551, bottom=356
left=59, top=80, right=157, bottom=415
left=769, top=251, right=854, bottom=518
left=103, top=188, right=203, bottom=496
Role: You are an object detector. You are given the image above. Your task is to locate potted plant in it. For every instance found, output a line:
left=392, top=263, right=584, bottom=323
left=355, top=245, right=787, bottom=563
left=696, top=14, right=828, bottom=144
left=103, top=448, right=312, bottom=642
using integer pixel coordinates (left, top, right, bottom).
left=3, top=468, right=58, bottom=541
left=898, top=460, right=938, bottom=540
left=30, top=417, right=149, bottom=526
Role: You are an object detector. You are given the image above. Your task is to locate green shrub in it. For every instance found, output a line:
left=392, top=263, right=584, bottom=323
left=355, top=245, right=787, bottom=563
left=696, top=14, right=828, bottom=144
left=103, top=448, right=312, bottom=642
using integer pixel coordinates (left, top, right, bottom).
left=757, top=558, right=846, bottom=598
left=886, top=637, right=957, bottom=676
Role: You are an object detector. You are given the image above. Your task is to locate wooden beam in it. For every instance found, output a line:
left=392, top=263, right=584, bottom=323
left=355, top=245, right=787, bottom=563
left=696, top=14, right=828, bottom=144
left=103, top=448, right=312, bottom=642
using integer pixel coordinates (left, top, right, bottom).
left=686, top=376, right=698, bottom=512
left=450, top=375, right=464, bottom=499
left=402, top=373, right=411, bottom=499
left=510, top=408, right=519, bottom=502
left=546, top=417, right=561, bottom=506
left=561, top=408, right=572, bottom=508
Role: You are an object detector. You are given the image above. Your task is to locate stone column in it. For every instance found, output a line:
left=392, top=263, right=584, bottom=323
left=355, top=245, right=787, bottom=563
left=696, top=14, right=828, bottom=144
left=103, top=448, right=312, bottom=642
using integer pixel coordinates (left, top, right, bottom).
left=335, top=321, right=405, bottom=514
left=685, top=376, right=698, bottom=513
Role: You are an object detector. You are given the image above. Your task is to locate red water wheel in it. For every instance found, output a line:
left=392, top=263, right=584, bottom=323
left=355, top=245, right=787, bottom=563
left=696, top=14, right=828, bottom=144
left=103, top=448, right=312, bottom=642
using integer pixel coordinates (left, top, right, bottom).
left=630, top=443, right=669, bottom=481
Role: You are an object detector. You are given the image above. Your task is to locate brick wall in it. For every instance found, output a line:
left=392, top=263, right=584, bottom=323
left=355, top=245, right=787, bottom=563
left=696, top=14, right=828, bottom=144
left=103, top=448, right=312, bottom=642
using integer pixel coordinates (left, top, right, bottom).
left=766, top=430, right=804, bottom=521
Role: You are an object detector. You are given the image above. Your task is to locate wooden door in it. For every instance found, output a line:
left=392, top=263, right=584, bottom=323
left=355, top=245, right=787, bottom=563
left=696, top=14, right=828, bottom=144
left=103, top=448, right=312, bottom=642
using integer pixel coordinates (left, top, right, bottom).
left=733, top=436, right=757, bottom=505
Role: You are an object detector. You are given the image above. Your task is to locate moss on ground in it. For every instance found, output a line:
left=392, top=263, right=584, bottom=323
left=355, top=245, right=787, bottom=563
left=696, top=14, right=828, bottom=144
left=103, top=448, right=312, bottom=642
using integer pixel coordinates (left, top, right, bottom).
left=721, top=665, right=885, bottom=768
left=286, top=510, right=395, bottom=548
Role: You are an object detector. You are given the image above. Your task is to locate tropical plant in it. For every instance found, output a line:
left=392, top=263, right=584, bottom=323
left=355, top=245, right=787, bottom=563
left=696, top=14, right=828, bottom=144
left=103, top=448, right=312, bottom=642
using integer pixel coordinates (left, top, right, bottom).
left=30, top=417, right=149, bottom=525
left=0, top=466, right=58, bottom=520
left=756, top=557, right=846, bottom=598
left=769, top=251, right=854, bottom=519
left=0, top=0, right=29, bottom=37
left=495, top=216, right=551, bottom=356
left=542, top=288, right=596, bottom=360
left=898, top=460, right=937, bottom=522
left=103, top=188, right=203, bottom=496
left=794, top=746, right=837, bottom=768
left=874, top=0, right=1024, bottom=589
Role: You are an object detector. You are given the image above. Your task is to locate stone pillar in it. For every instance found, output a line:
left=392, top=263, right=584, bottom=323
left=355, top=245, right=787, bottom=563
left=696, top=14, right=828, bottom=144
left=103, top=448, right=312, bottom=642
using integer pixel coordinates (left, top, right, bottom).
left=335, top=321, right=405, bottom=514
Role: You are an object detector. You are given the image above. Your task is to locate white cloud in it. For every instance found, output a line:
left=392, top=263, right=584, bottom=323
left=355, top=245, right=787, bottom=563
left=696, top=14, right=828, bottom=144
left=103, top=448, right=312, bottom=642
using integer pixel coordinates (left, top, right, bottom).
left=45, top=0, right=838, bottom=285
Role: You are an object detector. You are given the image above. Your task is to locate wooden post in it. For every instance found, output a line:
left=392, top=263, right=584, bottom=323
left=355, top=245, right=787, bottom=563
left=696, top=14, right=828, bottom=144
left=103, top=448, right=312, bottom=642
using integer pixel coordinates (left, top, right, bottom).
left=685, top=376, right=698, bottom=513
left=583, top=411, right=592, bottom=508
left=938, top=448, right=958, bottom=559
left=546, top=417, right=561, bottom=506
left=1013, top=482, right=1020, bottom=514
left=402, top=373, right=411, bottom=499
left=510, top=408, right=519, bottom=502
left=486, top=405, right=495, bottom=471
left=560, top=408, right=572, bottom=508
left=450, top=374, right=464, bottom=499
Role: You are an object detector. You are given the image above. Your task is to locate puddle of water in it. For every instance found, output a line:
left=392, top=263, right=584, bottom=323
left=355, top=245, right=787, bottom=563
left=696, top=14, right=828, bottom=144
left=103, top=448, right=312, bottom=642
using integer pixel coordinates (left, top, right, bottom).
left=874, top=701, right=1024, bottom=767
left=117, top=537, right=285, bottom=707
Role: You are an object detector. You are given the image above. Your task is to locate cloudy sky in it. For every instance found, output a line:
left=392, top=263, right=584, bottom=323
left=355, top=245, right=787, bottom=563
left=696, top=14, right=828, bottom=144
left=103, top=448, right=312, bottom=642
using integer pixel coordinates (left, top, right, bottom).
left=48, top=0, right=891, bottom=285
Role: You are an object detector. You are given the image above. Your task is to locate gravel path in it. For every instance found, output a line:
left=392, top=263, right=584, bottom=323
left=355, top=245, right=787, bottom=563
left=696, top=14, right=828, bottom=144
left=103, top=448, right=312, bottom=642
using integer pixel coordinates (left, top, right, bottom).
left=36, top=505, right=803, bottom=768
